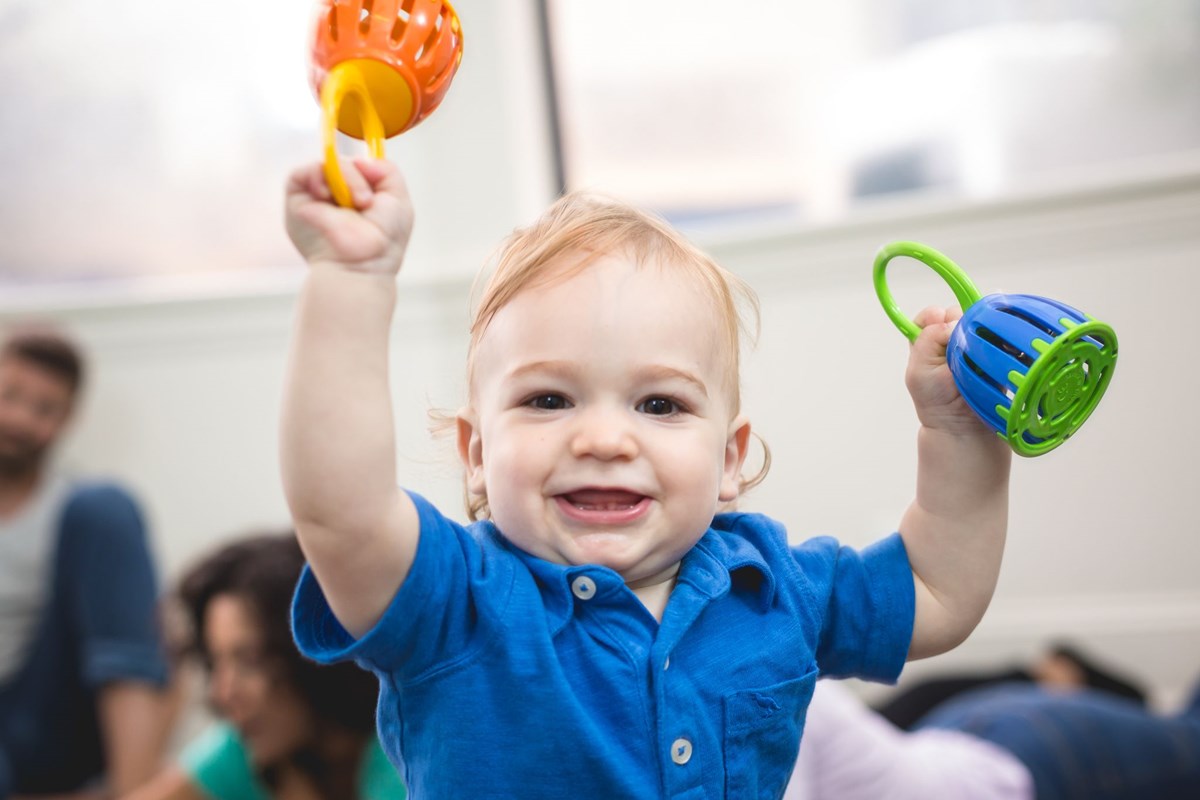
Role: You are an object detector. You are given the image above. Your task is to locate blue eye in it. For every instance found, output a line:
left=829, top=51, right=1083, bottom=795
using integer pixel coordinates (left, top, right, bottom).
left=638, top=397, right=678, bottom=416
left=528, top=394, right=569, bottom=410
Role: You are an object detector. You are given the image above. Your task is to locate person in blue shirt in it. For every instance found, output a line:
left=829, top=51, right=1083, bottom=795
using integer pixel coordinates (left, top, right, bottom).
left=280, top=156, right=1013, bottom=798
left=0, top=324, right=169, bottom=798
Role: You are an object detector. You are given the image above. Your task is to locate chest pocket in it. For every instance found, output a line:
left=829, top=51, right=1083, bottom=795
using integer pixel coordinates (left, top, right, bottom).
left=723, top=667, right=817, bottom=800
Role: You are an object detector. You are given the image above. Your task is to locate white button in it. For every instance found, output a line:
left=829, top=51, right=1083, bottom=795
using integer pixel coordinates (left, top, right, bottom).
left=571, top=575, right=596, bottom=600
left=663, top=656, right=670, bottom=671
left=671, top=737, right=693, bottom=765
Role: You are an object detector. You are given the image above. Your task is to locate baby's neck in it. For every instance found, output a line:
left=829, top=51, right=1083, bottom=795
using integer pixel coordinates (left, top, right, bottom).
left=627, top=568, right=680, bottom=622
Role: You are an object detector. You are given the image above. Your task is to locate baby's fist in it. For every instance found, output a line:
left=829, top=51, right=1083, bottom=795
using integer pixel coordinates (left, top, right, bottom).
left=285, top=157, right=414, bottom=275
left=905, top=306, right=989, bottom=435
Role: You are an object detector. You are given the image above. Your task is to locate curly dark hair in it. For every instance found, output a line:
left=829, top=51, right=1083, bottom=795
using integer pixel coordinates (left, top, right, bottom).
left=177, top=533, right=378, bottom=734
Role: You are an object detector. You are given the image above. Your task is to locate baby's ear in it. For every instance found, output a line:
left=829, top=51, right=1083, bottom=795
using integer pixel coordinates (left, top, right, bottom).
left=456, top=409, right=486, bottom=496
left=718, top=416, right=752, bottom=503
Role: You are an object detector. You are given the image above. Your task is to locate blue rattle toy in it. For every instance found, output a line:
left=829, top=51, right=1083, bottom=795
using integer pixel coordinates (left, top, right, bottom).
left=874, top=241, right=1118, bottom=457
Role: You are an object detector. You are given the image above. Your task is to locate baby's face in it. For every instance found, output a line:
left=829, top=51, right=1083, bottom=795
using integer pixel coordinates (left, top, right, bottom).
left=459, top=252, right=749, bottom=585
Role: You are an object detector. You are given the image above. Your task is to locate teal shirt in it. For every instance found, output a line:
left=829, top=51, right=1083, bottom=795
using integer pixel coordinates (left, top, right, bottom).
left=180, top=723, right=406, bottom=800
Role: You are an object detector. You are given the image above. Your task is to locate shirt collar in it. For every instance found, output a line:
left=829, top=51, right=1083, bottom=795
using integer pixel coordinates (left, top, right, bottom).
left=479, top=516, right=778, bottom=627
left=479, top=524, right=628, bottom=635
left=689, top=518, right=777, bottom=612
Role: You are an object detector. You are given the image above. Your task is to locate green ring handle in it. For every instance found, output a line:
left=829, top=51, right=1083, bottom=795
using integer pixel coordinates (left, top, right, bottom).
left=874, top=241, right=984, bottom=342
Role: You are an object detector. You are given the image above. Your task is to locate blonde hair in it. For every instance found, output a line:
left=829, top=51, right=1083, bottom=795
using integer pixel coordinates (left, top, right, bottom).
left=454, top=191, right=770, bottom=520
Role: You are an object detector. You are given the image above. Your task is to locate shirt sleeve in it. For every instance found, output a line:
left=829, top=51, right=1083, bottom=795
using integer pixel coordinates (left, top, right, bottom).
left=795, top=533, right=914, bottom=683
left=179, top=723, right=270, bottom=800
left=56, top=482, right=168, bottom=688
left=291, top=491, right=517, bottom=680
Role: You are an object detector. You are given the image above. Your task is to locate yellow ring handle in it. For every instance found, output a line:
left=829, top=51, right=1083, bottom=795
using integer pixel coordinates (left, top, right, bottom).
left=321, top=61, right=387, bottom=208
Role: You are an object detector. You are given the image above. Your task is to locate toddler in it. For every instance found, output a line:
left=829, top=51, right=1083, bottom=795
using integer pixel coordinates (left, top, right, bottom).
left=282, top=157, right=1012, bottom=799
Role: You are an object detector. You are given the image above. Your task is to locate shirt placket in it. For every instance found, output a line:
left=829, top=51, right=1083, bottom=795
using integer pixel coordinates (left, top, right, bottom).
left=652, top=581, right=717, bottom=798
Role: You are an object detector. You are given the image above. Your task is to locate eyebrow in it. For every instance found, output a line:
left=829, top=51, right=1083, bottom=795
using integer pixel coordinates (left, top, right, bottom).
left=637, top=364, right=710, bottom=399
left=504, top=360, right=580, bottom=384
left=505, top=360, right=709, bottom=399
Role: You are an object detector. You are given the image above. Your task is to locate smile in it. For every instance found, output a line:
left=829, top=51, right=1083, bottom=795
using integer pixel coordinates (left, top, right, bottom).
left=555, top=489, right=651, bottom=525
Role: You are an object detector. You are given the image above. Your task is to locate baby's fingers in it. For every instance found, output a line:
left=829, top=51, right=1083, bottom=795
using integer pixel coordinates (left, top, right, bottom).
left=332, top=157, right=377, bottom=209
left=909, top=306, right=960, bottom=363
left=353, top=157, right=412, bottom=208
left=288, top=158, right=376, bottom=209
left=286, top=163, right=333, bottom=203
left=912, top=305, right=961, bottom=330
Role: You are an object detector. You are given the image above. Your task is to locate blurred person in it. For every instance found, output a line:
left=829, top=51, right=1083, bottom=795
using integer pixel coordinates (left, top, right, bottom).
left=786, top=678, right=1200, bottom=800
left=875, top=641, right=1146, bottom=730
left=0, top=323, right=169, bottom=799
left=125, top=535, right=405, bottom=800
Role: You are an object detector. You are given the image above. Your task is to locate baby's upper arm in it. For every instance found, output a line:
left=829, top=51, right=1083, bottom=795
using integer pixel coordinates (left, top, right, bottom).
left=296, top=488, right=420, bottom=639
left=905, top=567, right=973, bottom=661
left=293, top=492, right=515, bottom=680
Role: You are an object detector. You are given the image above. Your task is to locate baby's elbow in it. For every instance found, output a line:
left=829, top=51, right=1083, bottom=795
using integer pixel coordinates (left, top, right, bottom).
left=908, top=628, right=969, bottom=661
left=908, top=606, right=986, bottom=661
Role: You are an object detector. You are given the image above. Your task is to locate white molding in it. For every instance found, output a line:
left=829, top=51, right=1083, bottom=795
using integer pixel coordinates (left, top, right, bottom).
left=977, top=592, right=1200, bottom=640
left=5, top=155, right=1200, bottom=317
left=7, top=164, right=1198, bottom=358
left=0, top=267, right=470, bottom=357
left=702, top=155, right=1200, bottom=288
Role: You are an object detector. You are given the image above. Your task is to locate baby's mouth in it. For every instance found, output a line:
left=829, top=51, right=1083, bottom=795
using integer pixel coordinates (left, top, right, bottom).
left=560, top=489, right=646, bottom=510
left=555, top=489, right=651, bottom=525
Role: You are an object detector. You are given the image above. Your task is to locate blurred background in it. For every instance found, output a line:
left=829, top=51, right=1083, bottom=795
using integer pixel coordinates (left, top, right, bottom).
left=2, top=0, right=1199, bottom=709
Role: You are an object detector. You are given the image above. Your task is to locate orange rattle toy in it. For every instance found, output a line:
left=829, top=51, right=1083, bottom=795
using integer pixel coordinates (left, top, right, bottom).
left=309, top=0, right=464, bottom=207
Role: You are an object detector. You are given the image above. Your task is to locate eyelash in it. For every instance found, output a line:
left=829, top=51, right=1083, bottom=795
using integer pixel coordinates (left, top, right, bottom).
left=524, top=393, right=571, bottom=411
left=521, top=394, right=688, bottom=416
left=638, top=396, right=687, bottom=417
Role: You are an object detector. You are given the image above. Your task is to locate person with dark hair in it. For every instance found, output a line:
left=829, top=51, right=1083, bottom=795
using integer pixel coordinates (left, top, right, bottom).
left=0, top=323, right=169, bottom=798
left=125, top=534, right=405, bottom=800
left=874, top=642, right=1147, bottom=730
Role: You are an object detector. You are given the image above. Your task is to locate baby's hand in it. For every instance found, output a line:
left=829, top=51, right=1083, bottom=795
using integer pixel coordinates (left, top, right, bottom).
left=905, top=306, right=992, bottom=436
left=285, top=157, right=414, bottom=275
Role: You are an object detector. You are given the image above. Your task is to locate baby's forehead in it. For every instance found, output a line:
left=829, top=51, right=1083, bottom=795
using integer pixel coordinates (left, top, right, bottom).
left=497, top=255, right=730, bottom=338
left=532, top=248, right=728, bottom=309
left=474, top=256, right=741, bottom=386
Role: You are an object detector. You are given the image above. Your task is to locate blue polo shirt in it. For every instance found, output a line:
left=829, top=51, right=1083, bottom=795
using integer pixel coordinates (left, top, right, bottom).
left=292, top=492, right=914, bottom=799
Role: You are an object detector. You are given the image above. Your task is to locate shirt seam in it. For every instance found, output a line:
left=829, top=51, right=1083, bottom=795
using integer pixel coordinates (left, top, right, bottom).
left=400, top=561, right=520, bottom=689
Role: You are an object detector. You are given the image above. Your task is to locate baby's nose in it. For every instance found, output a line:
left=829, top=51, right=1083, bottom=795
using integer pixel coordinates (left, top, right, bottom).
left=569, top=409, right=638, bottom=460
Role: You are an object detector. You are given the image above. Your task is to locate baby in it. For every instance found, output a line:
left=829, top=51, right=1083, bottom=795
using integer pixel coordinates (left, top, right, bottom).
left=282, top=157, right=1012, bottom=798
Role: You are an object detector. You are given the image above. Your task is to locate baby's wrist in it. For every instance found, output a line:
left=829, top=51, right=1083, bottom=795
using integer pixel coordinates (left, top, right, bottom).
left=307, top=258, right=401, bottom=279
left=917, top=421, right=1005, bottom=446
left=303, top=262, right=400, bottom=309
left=917, top=424, right=1013, bottom=469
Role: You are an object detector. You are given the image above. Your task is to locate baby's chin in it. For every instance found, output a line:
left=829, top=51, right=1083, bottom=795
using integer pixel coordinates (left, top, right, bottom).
left=569, top=533, right=650, bottom=572
left=566, top=533, right=692, bottom=585
left=498, top=529, right=649, bottom=576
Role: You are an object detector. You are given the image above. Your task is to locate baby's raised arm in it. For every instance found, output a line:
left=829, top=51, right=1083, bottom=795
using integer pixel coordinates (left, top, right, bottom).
left=280, top=157, right=420, bottom=637
left=900, top=306, right=1013, bottom=660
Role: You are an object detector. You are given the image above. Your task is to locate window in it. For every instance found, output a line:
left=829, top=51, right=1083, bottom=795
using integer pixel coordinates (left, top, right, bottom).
left=0, top=1, right=317, bottom=285
left=545, top=0, right=1200, bottom=228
